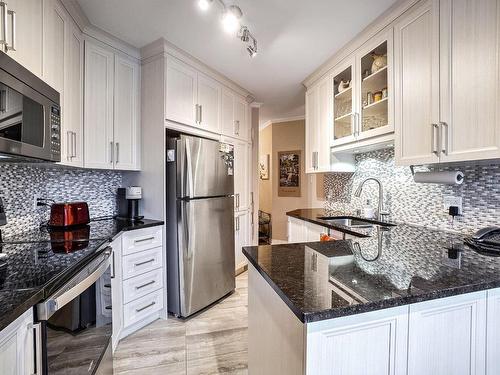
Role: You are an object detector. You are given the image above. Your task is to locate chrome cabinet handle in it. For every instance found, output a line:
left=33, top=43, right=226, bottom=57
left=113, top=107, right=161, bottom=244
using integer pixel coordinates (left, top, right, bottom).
left=134, top=258, right=155, bottom=267
left=0, top=2, right=7, bottom=47
left=6, top=9, right=14, bottom=51
left=72, top=132, right=77, bottom=158
left=440, top=122, right=448, bottom=155
left=136, top=301, right=156, bottom=313
left=431, top=123, right=439, bottom=155
left=199, top=105, right=202, bottom=124
left=0, top=89, right=6, bottom=112
left=312, top=151, right=318, bottom=170
left=33, top=322, right=42, bottom=375
left=66, top=131, right=71, bottom=161
left=235, top=216, right=240, bottom=231
left=135, top=280, right=156, bottom=290
left=195, top=104, right=200, bottom=123
left=110, top=141, right=114, bottom=163
left=134, top=236, right=155, bottom=244
left=110, top=251, right=115, bottom=279
left=235, top=193, right=240, bottom=208
left=115, top=142, right=119, bottom=163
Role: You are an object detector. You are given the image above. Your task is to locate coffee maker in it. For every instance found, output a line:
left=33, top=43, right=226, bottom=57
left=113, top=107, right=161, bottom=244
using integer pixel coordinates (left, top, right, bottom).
left=117, top=187, right=144, bottom=221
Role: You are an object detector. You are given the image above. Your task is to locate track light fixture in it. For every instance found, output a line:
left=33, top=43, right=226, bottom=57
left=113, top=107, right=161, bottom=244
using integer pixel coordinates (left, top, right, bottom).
left=196, top=0, right=259, bottom=58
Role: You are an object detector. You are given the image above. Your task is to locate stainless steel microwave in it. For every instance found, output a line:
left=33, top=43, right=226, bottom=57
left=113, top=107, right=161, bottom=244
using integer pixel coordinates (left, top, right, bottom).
left=0, top=52, right=60, bottom=162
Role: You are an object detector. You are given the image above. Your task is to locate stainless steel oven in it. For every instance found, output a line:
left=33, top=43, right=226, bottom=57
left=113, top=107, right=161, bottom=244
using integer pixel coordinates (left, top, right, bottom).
left=34, top=247, right=113, bottom=375
left=0, top=52, right=60, bottom=162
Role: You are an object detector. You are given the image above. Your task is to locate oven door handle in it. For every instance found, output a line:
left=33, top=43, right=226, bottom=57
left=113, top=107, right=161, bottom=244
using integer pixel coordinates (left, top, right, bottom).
left=36, top=247, right=112, bottom=320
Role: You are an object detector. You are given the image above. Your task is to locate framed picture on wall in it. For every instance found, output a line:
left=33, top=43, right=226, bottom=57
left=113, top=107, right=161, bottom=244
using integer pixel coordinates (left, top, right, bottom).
left=259, top=154, right=270, bottom=180
left=278, top=150, right=301, bottom=197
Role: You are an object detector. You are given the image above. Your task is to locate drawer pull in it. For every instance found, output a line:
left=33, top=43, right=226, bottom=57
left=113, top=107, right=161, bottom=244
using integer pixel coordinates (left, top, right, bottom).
left=136, top=301, right=156, bottom=313
left=134, top=259, right=155, bottom=267
left=134, top=236, right=155, bottom=244
left=135, top=280, right=156, bottom=290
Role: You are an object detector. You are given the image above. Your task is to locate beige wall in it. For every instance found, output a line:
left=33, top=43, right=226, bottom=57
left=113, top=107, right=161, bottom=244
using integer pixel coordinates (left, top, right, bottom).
left=259, top=119, right=326, bottom=241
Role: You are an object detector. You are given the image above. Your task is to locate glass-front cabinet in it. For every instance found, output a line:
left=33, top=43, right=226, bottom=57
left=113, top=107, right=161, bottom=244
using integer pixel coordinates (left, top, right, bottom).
left=331, top=28, right=393, bottom=147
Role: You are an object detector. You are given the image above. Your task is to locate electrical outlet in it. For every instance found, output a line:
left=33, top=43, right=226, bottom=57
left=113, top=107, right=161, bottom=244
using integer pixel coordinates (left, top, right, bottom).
left=443, top=195, right=463, bottom=215
left=33, top=194, right=40, bottom=210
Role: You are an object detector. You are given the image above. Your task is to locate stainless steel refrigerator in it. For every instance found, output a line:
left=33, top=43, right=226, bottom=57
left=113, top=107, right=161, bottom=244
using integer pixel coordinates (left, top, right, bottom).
left=166, top=133, right=235, bottom=318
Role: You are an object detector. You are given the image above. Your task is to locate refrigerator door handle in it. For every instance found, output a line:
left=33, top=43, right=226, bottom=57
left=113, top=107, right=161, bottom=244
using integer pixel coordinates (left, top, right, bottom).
left=184, top=138, right=194, bottom=198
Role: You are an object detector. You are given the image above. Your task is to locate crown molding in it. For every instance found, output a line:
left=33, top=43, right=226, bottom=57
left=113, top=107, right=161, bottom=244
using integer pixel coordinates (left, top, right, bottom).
left=259, top=115, right=305, bottom=130
left=60, top=0, right=91, bottom=32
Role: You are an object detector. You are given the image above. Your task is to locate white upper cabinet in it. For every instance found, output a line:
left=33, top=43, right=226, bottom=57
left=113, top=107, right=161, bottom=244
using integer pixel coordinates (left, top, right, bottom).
left=165, top=56, right=197, bottom=126
left=197, top=72, right=221, bottom=133
left=221, top=87, right=250, bottom=141
left=395, top=0, right=500, bottom=166
left=306, top=75, right=332, bottom=173
left=394, top=0, right=440, bottom=166
left=114, top=54, right=140, bottom=170
left=332, top=57, right=356, bottom=147
left=84, top=39, right=140, bottom=170
left=84, top=40, right=114, bottom=169
left=439, top=0, right=500, bottom=163
left=43, top=0, right=67, bottom=93
left=7, top=0, right=43, bottom=77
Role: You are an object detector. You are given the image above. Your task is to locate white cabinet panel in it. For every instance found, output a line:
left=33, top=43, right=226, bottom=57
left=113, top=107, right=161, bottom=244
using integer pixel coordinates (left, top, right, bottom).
left=0, top=309, right=34, bottom=375
left=221, top=88, right=235, bottom=137
left=307, top=306, right=409, bottom=375
left=394, top=0, right=440, bottom=166
left=8, top=0, right=43, bottom=77
left=122, top=226, right=163, bottom=255
left=123, top=268, right=163, bottom=304
left=487, top=288, right=500, bottom=374
left=197, top=73, right=221, bottom=133
left=114, top=54, right=140, bottom=170
left=305, top=83, right=319, bottom=173
left=287, top=217, right=307, bottom=243
left=122, top=247, right=163, bottom=280
left=123, top=289, right=164, bottom=328
left=235, top=211, right=249, bottom=270
left=407, top=291, right=487, bottom=375
left=84, top=40, right=114, bottom=169
left=234, top=95, right=249, bottom=141
left=305, top=221, right=325, bottom=242
left=165, top=56, right=197, bottom=126
left=233, top=139, right=249, bottom=211
left=439, top=0, right=500, bottom=162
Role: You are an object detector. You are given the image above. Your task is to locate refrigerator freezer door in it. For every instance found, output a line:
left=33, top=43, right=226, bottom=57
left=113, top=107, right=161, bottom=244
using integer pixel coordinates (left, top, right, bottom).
left=178, top=196, right=235, bottom=317
left=177, top=135, right=234, bottom=199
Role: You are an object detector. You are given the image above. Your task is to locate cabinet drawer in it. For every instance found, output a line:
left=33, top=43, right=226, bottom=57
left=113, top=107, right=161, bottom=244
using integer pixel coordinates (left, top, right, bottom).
left=122, top=247, right=163, bottom=280
left=122, top=227, right=163, bottom=255
left=123, top=289, right=164, bottom=328
left=123, top=268, right=163, bottom=304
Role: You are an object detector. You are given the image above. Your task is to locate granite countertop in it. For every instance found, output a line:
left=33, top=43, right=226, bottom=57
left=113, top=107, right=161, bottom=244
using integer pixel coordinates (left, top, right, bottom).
left=287, top=208, right=397, bottom=237
left=0, top=218, right=164, bottom=331
left=243, top=223, right=500, bottom=323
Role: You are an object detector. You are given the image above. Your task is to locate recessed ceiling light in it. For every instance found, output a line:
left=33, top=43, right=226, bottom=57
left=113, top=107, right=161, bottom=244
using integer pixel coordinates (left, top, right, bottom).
left=222, top=5, right=242, bottom=33
left=198, top=0, right=213, bottom=11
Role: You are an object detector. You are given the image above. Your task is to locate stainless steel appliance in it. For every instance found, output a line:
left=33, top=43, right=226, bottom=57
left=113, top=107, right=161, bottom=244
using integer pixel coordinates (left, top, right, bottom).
left=34, top=246, right=113, bottom=374
left=166, top=133, right=235, bottom=318
left=0, top=52, right=60, bottom=161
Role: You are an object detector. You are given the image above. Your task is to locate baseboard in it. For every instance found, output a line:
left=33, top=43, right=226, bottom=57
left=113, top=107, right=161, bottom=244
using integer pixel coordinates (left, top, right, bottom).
left=235, top=262, right=248, bottom=276
left=118, top=311, right=163, bottom=341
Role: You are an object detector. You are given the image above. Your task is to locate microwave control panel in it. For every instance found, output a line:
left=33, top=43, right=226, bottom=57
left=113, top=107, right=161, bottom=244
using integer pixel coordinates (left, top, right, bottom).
left=50, top=106, right=61, bottom=158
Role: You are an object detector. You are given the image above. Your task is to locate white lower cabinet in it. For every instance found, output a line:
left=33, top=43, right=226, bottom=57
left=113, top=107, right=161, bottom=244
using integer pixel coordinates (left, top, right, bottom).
left=111, top=226, right=165, bottom=350
left=407, top=291, right=487, bottom=375
left=0, top=309, right=34, bottom=375
left=235, top=210, right=250, bottom=271
left=487, top=288, right=500, bottom=374
left=307, top=307, right=409, bottom=375
left=287, top=217, right=328, bottom=243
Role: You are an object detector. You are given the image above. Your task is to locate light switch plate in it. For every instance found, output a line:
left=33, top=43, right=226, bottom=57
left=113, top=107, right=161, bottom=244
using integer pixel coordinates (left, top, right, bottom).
left=443, top=195, right=463, bottom=215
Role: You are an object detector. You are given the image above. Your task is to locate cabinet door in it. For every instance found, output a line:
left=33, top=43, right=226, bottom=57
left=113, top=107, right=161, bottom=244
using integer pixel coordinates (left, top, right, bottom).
left=317, top=76, right=332, bottom=171
left=62, top=23, right=84, bottom=167
left=305, top=221, right=325, bottom=242
left=43, top=0, right=67, bottom=94
left=439, top=0, right=500, bottom=162
left=165, top=56, right=197, bottom=126
left=221, top=88, right=235, bottom=137
left=307, top=306, right=408, bottom=375
left=234, top=95, right=249, bottom=141
left=305, top=86, right=319, bottom=173
left=8, top=0, right=43, bottom=77
left=234, top=139, right=249, bottom=211
left=110, top=238, right=123, bottom=351
left=356, top=27, right=394, bottom=141
left=114, top=54, right=140, bottom=170
left=487, top=288, right=500, bottom=374
left=235, top=211, right=249, bottom=269
left=84, top=40, right=114, bottom=169
left=197, top=73, right=221, bottom=133
left=287, top=217, right=306, bottom=243
left=407, top=291, right=487, bottom=375
left=0, top=309, right=34, bottom=375
left=332, top=57, right=356, bottom=147
left=394, top=0, right=440, bottom=166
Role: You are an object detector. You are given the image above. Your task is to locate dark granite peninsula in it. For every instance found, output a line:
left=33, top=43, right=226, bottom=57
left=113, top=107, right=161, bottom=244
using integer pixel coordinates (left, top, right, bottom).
left=244, top=223, right=500, bottom=374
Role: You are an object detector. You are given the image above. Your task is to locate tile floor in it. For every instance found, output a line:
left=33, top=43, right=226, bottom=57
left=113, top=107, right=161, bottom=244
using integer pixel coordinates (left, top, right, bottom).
left=113, top=272, right=248, bottom=374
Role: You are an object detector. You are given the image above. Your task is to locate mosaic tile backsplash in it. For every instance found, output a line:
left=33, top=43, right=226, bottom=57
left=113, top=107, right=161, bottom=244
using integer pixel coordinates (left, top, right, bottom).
left=0, top=164, right=122, bottom=237
left=324, top=148, right=500, bottom=234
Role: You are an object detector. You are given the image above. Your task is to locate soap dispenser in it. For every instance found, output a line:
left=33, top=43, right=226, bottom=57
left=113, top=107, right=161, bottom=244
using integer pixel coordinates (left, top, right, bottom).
left=363, top=199, right=375, bottom=219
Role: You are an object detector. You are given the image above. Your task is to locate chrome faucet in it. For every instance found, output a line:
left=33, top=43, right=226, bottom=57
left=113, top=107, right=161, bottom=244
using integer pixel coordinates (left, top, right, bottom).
left=354, top=178, right=388, bottom=221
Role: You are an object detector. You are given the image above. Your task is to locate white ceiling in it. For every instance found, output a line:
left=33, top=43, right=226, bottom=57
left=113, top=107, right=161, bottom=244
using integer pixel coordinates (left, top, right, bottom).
left=76, top=0, right=397, bottom=124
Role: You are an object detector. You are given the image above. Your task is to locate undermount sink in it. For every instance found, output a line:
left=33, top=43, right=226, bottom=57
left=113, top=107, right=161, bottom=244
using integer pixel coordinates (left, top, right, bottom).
left=317, top=216, right=396, bottom=229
